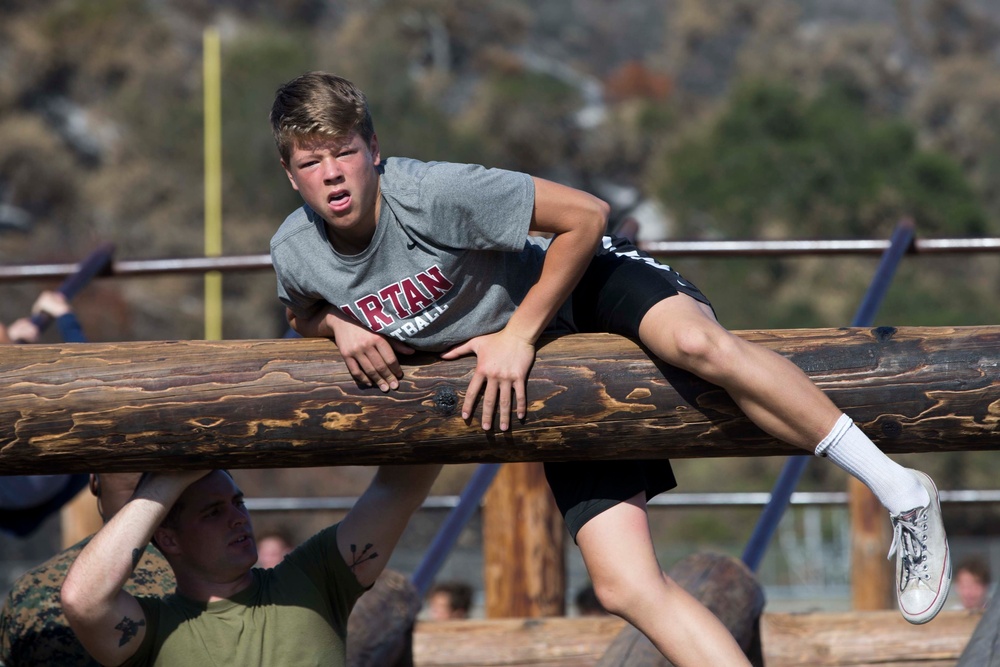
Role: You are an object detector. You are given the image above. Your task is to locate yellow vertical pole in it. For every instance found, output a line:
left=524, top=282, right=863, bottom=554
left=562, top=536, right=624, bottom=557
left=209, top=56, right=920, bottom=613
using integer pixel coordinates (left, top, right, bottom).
left=204, top=27, right=223, bottom=340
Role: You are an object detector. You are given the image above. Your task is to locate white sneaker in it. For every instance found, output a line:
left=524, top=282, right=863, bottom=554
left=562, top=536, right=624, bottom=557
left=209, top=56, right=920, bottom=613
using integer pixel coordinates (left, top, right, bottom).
left=888, top=469, right=951, bottom=625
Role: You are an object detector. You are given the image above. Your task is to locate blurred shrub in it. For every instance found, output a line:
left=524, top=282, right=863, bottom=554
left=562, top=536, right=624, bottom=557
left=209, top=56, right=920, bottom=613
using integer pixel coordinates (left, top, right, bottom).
left=654, top=80, right=988, bottom=239
left=221, top=29, right=315, bottom=231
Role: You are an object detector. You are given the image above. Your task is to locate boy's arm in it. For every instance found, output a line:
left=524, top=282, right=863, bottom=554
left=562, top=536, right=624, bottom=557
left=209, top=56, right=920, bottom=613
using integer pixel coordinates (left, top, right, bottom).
left=442, top=177, right=608, bottom=430
left=336, top=464, right=442, bottom=588
left=287, top=304, right=414, bottom=393
left=61, top=472, right=208, bottom=667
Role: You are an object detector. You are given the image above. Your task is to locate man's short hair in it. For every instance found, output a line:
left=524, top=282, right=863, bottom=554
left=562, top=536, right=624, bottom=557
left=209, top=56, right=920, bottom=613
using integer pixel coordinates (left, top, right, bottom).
left=152, top=470, right=234, bottom=547
left=270, top=72, right=375, bottom=164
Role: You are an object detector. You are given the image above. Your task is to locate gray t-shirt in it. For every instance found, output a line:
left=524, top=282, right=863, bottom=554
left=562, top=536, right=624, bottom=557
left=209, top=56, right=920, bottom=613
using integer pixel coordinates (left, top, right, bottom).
left=271, top=157, right=561, bottom=352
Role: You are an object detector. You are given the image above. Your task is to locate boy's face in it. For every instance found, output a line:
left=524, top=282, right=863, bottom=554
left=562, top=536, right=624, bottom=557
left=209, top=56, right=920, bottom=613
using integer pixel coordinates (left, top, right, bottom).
left=282, top=131, right=382, bottom=254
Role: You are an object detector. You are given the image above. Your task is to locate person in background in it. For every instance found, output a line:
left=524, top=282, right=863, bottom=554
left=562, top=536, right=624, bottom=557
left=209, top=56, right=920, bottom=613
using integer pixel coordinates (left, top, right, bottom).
left=0, top=290, right=90, bottom=537
left=955, top=555, right=991, bottom=611
left=425, top=580, right=474, bottom=620
left=5, top=290, right=86, bottom=344
left=0, top=474, right=175, bottom=667
left=255, top=528, right=296, bottom=569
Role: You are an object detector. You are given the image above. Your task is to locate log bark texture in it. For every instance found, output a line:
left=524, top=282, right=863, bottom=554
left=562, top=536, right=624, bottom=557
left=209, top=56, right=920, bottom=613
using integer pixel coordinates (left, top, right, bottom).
left=410, top=611, right=979, bottom=667
left=412, top=616, right=627, bottom=667
left=761, top=609, right=978, bottom=666
left=2, top=326, right=999, bottom=474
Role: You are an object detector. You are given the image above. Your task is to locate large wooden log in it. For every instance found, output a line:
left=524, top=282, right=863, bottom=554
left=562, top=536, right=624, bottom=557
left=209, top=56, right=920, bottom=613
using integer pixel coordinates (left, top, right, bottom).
left=1, top=326, right=999, bottom=474
left=761, top=610, right=980, bottom=667
left=413, top=616, right=626, bottom=667
left=410, top=611, right=980, bottom=667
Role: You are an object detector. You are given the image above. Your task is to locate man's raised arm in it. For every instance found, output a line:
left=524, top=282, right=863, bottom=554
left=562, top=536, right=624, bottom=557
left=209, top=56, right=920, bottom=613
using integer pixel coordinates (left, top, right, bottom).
left=61, top=472, right=208, bottom=667
left=336, top=464, right=442, bottom=588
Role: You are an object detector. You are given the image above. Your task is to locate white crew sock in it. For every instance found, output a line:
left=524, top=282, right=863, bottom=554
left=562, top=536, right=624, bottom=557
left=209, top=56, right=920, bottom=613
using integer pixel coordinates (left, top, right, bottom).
left=814, top=413, right=929, bottom=516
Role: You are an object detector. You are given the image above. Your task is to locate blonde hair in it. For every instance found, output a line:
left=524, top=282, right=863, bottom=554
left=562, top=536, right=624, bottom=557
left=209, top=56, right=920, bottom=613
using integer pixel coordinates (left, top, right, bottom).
left=270, top=71, right=375, bottom=163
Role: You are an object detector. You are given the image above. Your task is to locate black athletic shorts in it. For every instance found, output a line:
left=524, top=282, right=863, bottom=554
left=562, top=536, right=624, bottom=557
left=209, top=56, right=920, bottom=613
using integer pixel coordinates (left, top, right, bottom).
left=543, top=235, right=713, bottom=541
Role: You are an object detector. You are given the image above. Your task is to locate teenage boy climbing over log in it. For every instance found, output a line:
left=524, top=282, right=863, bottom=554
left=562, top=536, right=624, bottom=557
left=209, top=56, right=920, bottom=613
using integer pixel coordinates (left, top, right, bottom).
left=269, top=71, right=950, bottom=666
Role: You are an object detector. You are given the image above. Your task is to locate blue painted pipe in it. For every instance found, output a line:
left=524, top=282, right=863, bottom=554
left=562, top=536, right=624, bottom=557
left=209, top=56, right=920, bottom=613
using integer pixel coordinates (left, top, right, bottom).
left=741, top=219, right=915, bottom=571
left=410, top=463, right=502, bottom=596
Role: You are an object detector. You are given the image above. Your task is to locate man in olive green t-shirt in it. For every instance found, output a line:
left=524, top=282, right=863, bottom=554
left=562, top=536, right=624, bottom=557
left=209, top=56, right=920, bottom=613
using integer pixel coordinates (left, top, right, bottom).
left=61, top=466, right=440, bottom=667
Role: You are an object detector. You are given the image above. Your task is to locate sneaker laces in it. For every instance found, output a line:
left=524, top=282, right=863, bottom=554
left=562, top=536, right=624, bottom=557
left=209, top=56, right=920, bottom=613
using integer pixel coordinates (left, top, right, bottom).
left=888, top=507, right=931, bottom=587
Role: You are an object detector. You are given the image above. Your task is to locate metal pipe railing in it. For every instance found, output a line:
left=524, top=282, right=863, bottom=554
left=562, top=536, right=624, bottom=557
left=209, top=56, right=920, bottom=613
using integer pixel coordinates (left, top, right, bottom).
left=243, top=489, right=1000, bottom=512
left=3, top=236, right=1000, bottom=282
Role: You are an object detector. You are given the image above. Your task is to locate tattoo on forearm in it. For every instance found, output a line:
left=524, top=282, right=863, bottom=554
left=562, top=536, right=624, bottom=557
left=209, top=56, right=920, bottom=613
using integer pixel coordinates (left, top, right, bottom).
left=348, top=542, right=378, bottom=571
left=115, top=616, right=145, bottom=647
left=131, top=548, right=142, bottom=569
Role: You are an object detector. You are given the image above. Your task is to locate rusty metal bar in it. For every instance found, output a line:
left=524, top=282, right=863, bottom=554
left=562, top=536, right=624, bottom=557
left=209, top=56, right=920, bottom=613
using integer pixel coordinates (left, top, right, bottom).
left=3, top=237, right=1000, bottom=282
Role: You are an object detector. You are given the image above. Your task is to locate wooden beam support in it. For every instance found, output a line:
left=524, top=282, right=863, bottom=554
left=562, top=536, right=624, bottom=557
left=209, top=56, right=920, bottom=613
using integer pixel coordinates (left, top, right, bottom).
left=483, top=462, right=565, bottom=619
left=411, top=611, right=980, bottom=667
left=2, top=326, right=999, bottom=474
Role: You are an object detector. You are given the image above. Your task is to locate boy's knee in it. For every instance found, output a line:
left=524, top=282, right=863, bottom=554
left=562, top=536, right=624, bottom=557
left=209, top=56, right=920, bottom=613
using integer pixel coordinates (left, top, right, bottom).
left=671, top=324, right=738, bottom=369
left=590, top=573, right=651, bottom=618
left=590, top=579, right=628, bottom=617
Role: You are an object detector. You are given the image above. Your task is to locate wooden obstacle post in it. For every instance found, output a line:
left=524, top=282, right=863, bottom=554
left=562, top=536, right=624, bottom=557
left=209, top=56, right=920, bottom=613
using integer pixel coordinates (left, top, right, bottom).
left=2, top=326, right=999, bottom=473
left=483, top=462, right=565, bottom=618
left=848, top=477, right=894, bottom=610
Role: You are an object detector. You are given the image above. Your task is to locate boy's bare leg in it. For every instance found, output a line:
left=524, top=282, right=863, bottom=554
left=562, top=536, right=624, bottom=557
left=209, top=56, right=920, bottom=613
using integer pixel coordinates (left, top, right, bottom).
left=637, top=293, right=951, bottom=626
left=637, top=294, right=842, bottom=450
left=576, top=495, right=751, bottom=666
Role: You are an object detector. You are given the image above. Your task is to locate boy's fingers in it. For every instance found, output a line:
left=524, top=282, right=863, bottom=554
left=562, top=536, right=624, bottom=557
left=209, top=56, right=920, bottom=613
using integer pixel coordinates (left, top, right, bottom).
left=363, top=350, right=397, bottom=392
left=498, top=382, right=512, bottom=431
left=344, top=358, right=371, bottom=388
left=348, top=350, right=389, bottom=390
left=480, top=379, right=497, bottom=431
left=462, top=375, right=484, bottom=421
left=375, top=341, right=405, bottom=381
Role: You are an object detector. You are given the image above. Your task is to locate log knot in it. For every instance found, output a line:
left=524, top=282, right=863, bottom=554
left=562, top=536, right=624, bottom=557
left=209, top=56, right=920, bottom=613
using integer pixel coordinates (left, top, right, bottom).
left=880, top=419, right=903, bottom=439
left=873, top=326, right=898, bottom=343
left=433, top=386, right=459, bottom=416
